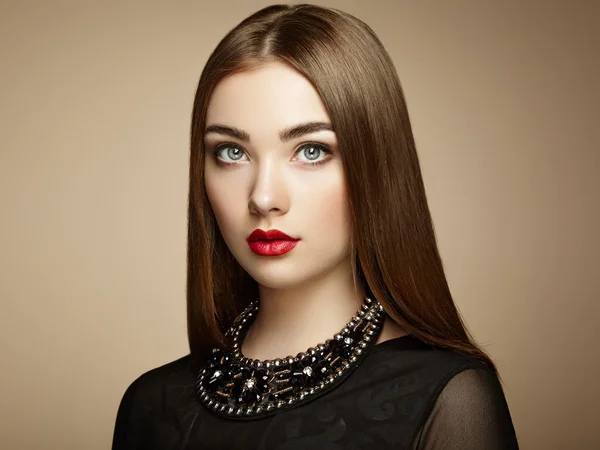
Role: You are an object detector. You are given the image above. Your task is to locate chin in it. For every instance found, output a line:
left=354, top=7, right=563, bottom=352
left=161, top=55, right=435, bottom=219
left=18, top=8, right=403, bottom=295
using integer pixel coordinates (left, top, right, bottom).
left=245, top=270, right=309, bottom=290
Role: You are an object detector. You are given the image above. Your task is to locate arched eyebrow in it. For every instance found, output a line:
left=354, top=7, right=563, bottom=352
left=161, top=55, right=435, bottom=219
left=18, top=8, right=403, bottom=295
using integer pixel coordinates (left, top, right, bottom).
left=204, top=121, right=334, bottom=143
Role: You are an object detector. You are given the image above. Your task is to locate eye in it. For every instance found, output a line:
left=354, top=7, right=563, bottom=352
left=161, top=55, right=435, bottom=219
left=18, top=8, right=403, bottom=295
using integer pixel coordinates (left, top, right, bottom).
left=294, top=143, right=333, bottom=166
left=213, top=144, right=248, bottom=163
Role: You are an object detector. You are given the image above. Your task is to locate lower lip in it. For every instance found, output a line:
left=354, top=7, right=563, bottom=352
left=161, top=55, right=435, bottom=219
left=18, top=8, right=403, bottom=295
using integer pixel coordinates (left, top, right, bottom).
left=247, top=239, right=300, bottom=256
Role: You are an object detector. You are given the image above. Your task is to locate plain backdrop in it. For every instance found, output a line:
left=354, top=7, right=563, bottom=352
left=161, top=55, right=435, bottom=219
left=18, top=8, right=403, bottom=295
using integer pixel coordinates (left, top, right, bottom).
left=1, top=1, right=598, bottom=449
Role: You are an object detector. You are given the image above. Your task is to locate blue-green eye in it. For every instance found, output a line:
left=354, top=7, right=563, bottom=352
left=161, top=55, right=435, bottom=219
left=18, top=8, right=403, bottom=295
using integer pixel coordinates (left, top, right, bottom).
left=214, top=145, right=248, bottom=162
left=295, top=143, right=332, bottom=164
left=210, top=142, right=333, bottom=167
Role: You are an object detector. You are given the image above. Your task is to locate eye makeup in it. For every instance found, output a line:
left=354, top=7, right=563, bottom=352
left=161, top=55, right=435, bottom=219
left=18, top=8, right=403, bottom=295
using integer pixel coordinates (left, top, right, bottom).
left=207, top=142, right=334, bottom=168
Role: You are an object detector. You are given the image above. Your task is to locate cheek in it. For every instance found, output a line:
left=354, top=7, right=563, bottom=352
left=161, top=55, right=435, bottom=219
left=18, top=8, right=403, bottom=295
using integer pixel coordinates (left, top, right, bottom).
left=310, top=178, right=351, bottom=237
left=205, top=172, right=240, bottom=237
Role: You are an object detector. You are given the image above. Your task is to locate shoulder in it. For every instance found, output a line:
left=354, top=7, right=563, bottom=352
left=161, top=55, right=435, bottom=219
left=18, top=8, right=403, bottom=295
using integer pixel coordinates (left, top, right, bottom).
left=122, top=354, right=196, bottom=393
left=112, top=354, right=199, bottom=450
left=364, top=335, right=494, bottom=385
left=367, top=336, right=519, bottom=449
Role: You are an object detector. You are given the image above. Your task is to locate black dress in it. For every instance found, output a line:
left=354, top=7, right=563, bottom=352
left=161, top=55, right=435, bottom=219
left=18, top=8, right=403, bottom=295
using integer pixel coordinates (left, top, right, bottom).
left=112, top=335, right=519, bottom=449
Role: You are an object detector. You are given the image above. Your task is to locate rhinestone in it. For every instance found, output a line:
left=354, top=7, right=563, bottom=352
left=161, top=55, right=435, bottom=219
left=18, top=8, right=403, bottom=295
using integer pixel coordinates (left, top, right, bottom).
left=274, top=359, right=281, bottom=367
left=287, top=398, right=294, bottom=404
left=256, top=406, right=263, bottom=413
left=236, top=408, right=243, bottom=415
left=277, top=401, right=284, bottom=408
left=309, top=388, right=315, bottom=394
left=227, top=406, right=234, bottom=414
left=350, top=356, right=357, bottom=362
left=303, top=366, right=313, bottom=377
left=356, top=348, right=363, bottom=355
left=359, top=341, right=367, bottom=348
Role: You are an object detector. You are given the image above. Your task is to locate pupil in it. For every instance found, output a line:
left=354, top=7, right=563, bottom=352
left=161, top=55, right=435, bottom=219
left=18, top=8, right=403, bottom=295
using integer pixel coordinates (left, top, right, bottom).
left=305, top=146, right=320, bottom=160
left=228, top=147, right=242, bottom=160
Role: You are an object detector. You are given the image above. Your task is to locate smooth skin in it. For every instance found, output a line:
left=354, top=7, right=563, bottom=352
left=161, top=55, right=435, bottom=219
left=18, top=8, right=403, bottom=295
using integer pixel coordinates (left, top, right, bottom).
left=203, top=61, right=406, bottom=361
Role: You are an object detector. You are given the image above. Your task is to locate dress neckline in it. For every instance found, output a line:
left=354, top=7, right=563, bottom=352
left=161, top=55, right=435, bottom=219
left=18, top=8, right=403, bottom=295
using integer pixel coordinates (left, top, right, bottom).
left=368, top=334, right=425, bottom=355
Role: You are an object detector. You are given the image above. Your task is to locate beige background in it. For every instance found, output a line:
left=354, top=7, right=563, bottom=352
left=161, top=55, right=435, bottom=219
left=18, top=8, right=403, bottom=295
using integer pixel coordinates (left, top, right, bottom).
left=1, top=1, right=598, bottom=448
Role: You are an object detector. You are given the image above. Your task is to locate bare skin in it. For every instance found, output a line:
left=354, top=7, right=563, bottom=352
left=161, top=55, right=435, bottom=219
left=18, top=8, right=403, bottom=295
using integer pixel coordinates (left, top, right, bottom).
left=203, top=61, right=407, bottom=361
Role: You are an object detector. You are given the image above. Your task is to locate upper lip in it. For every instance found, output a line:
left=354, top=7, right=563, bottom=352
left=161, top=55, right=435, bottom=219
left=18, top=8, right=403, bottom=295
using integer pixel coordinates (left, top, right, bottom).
left=248, top=229, right=299, bottom=241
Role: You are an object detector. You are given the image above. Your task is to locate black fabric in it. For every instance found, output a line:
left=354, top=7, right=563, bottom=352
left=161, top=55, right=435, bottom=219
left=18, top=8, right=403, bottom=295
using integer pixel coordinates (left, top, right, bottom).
left=112, top=335, right=519, bottom=449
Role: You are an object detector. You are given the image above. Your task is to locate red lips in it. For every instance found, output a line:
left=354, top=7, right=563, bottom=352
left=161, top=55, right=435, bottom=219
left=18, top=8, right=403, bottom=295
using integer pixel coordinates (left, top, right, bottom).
left=247, top=229, right=300, bottom=256
left=247, top=229, right=297, bottom=242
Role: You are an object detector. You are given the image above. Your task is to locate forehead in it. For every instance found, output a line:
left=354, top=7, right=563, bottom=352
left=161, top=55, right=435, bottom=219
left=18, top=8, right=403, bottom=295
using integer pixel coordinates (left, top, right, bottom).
left=205, top=61, right=331, bottom=132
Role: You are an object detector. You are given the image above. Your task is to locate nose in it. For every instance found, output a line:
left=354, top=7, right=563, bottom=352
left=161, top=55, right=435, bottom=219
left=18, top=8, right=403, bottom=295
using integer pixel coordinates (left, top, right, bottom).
left=248, top=157, right=289, bottom=217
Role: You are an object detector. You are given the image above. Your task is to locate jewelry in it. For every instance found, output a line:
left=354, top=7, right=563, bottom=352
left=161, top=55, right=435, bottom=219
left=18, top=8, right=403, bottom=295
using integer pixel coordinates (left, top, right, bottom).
left=195, top=296, right=385, bottom=420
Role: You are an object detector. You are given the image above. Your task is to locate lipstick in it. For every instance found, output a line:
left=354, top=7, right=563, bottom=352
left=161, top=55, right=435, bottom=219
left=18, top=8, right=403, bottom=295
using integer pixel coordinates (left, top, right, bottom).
left=247, top=229, right=300, bottom=256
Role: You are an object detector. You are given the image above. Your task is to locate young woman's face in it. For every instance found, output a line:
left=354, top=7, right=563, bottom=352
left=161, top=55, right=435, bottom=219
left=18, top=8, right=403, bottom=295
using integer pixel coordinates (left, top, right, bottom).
left=203, top=61, right=351, bottom=289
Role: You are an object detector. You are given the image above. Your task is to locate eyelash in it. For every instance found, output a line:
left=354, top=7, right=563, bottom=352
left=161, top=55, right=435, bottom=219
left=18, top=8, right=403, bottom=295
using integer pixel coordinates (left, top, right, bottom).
left=209, top=142, right=333, bottom=168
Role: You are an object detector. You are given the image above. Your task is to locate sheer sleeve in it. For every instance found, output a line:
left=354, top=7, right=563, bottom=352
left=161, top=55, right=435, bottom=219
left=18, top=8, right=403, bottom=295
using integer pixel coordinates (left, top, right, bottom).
left=413, top=368, right=519, bottom=449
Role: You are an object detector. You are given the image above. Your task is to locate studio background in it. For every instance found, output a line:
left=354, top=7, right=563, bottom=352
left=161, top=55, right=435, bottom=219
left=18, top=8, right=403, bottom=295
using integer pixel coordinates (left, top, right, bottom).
left=1, top=1, right=598, bottom=449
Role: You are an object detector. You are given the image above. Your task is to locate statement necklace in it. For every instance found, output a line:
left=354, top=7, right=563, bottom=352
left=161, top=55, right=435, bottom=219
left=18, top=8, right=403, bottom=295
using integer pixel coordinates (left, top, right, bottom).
left=196, top=296, right=385, bottom=420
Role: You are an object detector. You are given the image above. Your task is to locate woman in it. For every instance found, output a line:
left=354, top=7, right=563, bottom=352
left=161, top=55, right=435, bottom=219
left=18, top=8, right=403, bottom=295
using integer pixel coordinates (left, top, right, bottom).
left=112, top=4, right=519, bottom=449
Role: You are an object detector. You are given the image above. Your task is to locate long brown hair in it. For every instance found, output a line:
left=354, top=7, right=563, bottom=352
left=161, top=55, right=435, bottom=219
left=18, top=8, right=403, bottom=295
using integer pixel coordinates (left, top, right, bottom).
left=187, top=4, right=499, bottom=379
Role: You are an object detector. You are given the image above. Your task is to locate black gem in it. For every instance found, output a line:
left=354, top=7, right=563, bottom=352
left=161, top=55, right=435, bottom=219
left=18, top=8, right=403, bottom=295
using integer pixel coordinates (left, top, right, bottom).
left=204, top=368, right=226, bottom=394
left=232, top=367, right=269, bottom=404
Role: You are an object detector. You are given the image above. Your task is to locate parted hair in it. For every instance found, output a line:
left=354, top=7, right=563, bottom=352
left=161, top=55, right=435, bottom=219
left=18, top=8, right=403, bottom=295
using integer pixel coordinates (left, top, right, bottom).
left=187, top=4, right=499, bottom=379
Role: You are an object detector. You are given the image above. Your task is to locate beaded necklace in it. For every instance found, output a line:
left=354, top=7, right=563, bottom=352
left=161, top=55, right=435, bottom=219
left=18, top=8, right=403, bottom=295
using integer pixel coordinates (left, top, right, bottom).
left=196, top=296, right=385, bottom=419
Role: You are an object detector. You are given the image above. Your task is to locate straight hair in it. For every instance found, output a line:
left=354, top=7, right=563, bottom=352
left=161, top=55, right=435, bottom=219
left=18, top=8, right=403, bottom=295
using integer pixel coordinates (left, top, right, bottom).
left=187, top=4, right=499, bottom=380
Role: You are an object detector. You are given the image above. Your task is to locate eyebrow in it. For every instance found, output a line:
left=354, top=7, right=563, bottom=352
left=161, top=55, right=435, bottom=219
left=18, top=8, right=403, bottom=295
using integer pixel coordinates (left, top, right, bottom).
left=204, top=121, right=334, bottom=143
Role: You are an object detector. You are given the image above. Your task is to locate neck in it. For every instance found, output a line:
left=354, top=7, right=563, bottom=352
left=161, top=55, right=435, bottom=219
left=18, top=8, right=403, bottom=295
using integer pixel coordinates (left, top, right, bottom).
left=241, top=258, right=366, bottom=361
